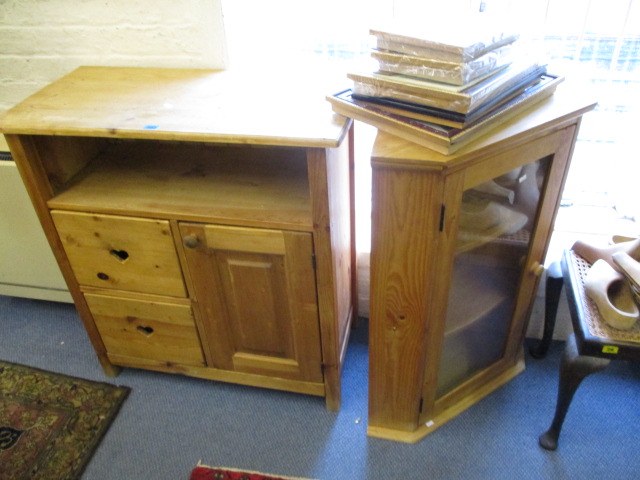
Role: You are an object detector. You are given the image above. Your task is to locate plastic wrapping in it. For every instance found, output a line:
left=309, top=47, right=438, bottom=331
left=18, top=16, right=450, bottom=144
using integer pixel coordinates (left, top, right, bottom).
left=371, top=45, right=514, bottom=86
left=370, top=17, right=519, bottom=63
left=348, top=61, right=544, bottom=114
left=352, top=79, right=463, bottom=111
left=328, top=16, right=558, bottom=155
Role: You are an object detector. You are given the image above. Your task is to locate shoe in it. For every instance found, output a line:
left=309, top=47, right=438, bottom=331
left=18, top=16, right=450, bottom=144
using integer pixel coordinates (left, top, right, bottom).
left=610, top=235, right=638, bottom=245
left=471, top=180, right=515, bottom=204
left=459, top=195, right=528, bottom=235
left=584, top=259, right=639, bottom=330
left=496, top=165, right=522, bottom=185
left=612, top=251, right=640, bottom=294
left=457, top=195, right=529, bottom=252
left=572, top=237, right=640, bottom=269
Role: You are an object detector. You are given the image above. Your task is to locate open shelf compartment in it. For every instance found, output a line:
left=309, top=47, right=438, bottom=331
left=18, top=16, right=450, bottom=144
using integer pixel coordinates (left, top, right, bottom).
left=47, top=138, right=314, bottom=231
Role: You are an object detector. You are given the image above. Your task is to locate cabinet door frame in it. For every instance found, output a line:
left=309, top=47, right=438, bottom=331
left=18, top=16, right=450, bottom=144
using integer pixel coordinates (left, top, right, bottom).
left=179, top=222, right=324, bottom=384
left=427, top=125, right=579, bottom=421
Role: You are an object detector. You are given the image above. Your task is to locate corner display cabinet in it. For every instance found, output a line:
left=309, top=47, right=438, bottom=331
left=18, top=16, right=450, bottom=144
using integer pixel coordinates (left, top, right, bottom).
left=367, top=87, right=596, bottom=442
left=0, top=67, right=356, bottom=411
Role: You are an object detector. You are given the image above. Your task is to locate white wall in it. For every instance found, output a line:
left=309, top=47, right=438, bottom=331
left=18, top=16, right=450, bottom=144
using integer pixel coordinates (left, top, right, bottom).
left=0, top=0, right=228, bottom=301
left=0, top=0, right=228, bottom=113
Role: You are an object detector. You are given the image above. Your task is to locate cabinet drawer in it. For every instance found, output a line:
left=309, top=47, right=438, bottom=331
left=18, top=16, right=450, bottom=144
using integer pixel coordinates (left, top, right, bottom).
left=85, top=293, right=205, bottom=367
left=52, top=211, right=186, bottom=297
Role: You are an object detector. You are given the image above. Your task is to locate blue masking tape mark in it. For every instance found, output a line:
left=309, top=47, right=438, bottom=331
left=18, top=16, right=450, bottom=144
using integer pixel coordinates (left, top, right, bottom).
left=143, top=125, right=159, bottom=130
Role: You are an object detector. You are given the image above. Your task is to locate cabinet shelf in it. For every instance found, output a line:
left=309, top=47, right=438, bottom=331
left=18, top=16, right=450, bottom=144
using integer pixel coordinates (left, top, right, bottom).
left=444, top=259, right=519, bottom=336
left=47, top=140, right=313, bottom=231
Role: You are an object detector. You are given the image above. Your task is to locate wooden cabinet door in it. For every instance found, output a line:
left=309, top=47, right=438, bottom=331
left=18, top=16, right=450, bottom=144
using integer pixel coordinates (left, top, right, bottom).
left=180, top=223, right=323, bottom=383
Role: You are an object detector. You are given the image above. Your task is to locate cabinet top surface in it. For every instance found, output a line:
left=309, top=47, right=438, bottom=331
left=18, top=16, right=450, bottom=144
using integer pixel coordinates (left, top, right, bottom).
left=0, top=66, right=351, bottom=148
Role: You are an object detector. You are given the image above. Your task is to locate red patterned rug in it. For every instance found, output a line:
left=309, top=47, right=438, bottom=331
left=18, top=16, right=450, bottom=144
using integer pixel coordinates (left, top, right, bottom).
left=190, top=464, right=316, bottom=480
left=0, top=360, right=130, bottom=479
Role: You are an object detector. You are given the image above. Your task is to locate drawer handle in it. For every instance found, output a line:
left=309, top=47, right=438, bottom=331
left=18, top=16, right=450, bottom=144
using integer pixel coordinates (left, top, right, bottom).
left=137, top=325, right=154, bottom=336
left=97, top=272, right=110, bottom=280
left=183, top=235, right=200, bottom=249
left=110, top=249, right=129, bottom=262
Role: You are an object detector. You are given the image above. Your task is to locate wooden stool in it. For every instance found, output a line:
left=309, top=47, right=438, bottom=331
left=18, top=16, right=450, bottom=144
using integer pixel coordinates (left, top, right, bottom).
left=531, top=249, right=640, bottom=450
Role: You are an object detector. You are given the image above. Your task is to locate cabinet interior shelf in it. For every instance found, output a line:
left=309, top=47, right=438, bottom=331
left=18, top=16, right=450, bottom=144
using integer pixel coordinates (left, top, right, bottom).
left=444, top=259, right=519, bottom=336
left=47, top=140, right=313, bottom=231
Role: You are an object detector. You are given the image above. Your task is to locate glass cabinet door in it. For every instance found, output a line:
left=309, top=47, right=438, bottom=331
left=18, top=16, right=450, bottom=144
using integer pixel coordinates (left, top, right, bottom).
left=436, top=156, right=552, bottom=397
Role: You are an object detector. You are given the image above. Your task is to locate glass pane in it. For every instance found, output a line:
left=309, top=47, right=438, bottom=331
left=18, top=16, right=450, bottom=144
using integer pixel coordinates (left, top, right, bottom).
left=436, top=156, right=551, bottom=397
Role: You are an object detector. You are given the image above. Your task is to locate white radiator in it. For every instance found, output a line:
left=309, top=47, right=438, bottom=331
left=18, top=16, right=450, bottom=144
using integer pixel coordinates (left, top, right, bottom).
left=0, top=151, right=72, bottom=302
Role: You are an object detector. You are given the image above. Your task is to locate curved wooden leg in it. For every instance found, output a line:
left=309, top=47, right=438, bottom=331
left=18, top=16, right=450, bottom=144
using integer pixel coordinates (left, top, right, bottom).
left=539, top=333, right=610, bottom=450
left=530, top=261, right=563, bottom=359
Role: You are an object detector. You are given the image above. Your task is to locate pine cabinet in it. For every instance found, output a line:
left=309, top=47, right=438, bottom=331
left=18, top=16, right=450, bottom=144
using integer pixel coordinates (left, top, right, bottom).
left=367, top=89, right=596, bottom=441
left=0, top=67, right=355, bottom=410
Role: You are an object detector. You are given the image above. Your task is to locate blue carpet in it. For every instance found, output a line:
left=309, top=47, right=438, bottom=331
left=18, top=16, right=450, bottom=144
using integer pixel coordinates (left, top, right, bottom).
left=1, top=294, right=639, bottom=479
